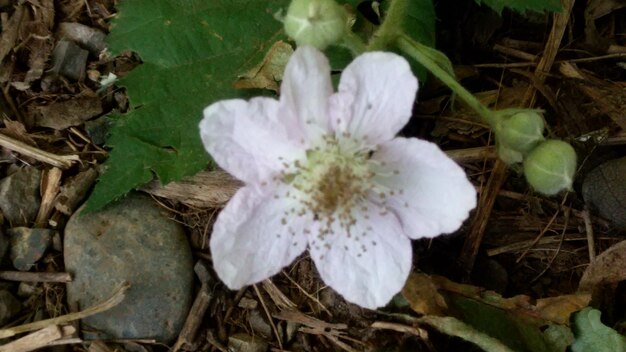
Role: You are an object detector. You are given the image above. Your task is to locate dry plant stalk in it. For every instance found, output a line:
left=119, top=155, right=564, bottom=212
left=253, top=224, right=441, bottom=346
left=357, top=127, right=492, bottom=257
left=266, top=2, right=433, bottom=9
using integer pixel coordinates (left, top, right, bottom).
left=0, top=271, right=71, bottom=282
left=0, top=325, right=76, bottom=352
left=0, top=133, right=79, bottom=169
left=35, top=167, right=62, bottom=227
left=0, top=282, right=129, bottom=339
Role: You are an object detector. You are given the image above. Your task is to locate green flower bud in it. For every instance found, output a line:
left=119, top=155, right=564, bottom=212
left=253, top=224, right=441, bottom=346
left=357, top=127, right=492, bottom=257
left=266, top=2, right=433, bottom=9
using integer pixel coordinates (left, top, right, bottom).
left=523, top=140, right=577, bottom=196
left=497, top=143, right=524, bottom=165
left=495, top=109, right=545, bottom=164
left=284, top=0, right=347, bottom=50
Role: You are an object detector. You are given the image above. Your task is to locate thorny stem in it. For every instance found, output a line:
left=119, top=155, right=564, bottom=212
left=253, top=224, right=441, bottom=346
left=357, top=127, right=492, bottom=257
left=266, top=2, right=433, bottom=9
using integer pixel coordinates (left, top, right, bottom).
left=396, top=33, right=497, bottom=126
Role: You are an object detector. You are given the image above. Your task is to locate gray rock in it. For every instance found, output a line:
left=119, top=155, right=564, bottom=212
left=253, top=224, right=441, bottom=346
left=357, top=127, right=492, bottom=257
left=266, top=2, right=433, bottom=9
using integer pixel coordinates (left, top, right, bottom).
left=583, top=157, right=626, bottom=230
left=50, top=39, right=88, bottom=81
left=57, top=22, right=106, bottom=55
left=0, top=290, right=21, bottom=325
left=0, top=167, right=41, bottom=226
left=64, top=193, right=193, bottom=342
left=8, top=227, right=53, bottom=271
left=228, top=333, right=269, bottom=352
left=17, top=282, right=38, bottom=297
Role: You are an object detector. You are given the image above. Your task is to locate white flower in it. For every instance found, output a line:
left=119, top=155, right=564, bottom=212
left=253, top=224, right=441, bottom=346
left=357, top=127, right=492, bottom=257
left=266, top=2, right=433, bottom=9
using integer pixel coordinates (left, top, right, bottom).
left=199, top=46, right=476, bottom=309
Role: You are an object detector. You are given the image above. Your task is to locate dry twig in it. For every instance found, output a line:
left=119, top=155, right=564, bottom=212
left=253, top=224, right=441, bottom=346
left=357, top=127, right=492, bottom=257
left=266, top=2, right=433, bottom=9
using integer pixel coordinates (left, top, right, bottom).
left=0, top=133, right=79, bottom=169
left=0, top=282, right=129, bottom=339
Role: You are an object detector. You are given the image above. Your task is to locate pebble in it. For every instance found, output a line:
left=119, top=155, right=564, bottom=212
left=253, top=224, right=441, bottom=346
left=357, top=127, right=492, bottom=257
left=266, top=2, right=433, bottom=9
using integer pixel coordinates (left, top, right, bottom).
left=228, top=333, right=269, bottom=352
left=582, top=157, right=626, bottom=230
left=0, top=289, right=21, bottom=325
left=64, top=193, right=194, bottom=342
left=57, top=22, right=106, bottom=55
left=50, top=39, right=88, bottom=81
left=0, top=167, right=41, bottom=226
left=8, top=227, right=53, bottom=271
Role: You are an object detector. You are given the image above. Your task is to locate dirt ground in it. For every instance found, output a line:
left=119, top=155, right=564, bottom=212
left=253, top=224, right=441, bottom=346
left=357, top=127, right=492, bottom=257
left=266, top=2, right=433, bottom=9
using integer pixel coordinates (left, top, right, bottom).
left=0, top=0, right=625, bottom=351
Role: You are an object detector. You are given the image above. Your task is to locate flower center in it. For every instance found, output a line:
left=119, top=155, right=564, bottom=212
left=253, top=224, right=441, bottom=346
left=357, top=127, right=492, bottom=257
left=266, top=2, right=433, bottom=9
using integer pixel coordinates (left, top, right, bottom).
left=305, top=147, right=371, bottom=215
left=288, top=135, right=374, bottom=227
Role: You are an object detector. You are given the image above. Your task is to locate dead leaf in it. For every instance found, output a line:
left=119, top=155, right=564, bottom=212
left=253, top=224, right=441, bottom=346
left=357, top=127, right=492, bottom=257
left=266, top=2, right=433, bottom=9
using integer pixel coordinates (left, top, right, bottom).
left=401, top=272, right=448, bottom=316
left=0, top=4, right=25, bottom=62
left=15, top=0, right=55, bottom=87
left=579, top=240, right=626, bottom=299
left=535, top=295, right=592, bottom=325
left=28, top=95, right=102, bottom=130
left=0, top=119, right=36, bottom=146
left=233, top=41, right=293, bottom=93
left=429, top=275, right=590, bottom=325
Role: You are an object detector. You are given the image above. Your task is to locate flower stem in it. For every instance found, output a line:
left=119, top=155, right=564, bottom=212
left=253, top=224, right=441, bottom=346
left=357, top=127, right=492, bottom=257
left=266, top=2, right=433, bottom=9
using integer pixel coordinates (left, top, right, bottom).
left=368, top=0, right=408, bottom=51
left=341, top=30, right=367, bottom=56
left=396, top=34, right=496, bottom=126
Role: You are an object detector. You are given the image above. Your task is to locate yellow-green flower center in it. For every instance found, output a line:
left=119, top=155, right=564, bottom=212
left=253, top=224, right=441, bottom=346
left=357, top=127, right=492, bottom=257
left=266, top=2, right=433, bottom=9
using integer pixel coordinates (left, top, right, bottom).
left=279, top=135, right=375, bottom=231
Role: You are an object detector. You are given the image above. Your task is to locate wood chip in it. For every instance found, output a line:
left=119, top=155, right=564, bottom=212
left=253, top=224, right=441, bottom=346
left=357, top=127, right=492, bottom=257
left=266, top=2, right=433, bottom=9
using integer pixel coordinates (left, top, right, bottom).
left=0, top=271, right=71, bottom=282
left=54, top=168, right=98, bottom=215
left=141, top=170, right=242, bottom=208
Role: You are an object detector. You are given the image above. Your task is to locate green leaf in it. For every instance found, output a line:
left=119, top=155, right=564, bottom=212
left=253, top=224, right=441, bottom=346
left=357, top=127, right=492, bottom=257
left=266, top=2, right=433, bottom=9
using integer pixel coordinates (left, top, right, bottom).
left=386, top=0, right=436, bottom=81
left=404, top=0, right=436, bottom=48
left=571, top=308, right=626, bottom=352
left=418, top=315, right=514, bottom=352
left=85, top=0, right=289, bottom=211
left=448, top=295, right=569, bottom=352
left=474, top=0, right=562, bottom=14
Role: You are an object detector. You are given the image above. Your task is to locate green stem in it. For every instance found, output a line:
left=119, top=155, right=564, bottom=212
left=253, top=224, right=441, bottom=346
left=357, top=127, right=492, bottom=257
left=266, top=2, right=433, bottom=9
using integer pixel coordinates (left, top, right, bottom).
left=396, top=34, right=496, bottom=126
left=368, top=0, right=408, bottom=51
left=341, top=31, right=366, bottom=56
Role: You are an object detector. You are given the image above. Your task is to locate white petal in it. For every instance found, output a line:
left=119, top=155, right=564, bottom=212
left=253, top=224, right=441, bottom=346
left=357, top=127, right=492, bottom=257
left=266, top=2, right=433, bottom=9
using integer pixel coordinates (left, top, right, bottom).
left=279, top=46, right=334, bottom=141
left=210, top=184, right=310, bottom=289
left=330, top=52, right=418, bottom=145
left=309, top=203, right=412, bottom=309
left=200, top=97, right=305, bottom=184
left=372, top=137, right=476, bottom=238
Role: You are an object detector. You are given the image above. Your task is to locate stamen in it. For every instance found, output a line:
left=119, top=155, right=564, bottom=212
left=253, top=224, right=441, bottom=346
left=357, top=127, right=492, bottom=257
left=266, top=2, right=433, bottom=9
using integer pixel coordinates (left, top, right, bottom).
left=272, top=132, right=403, bottom=252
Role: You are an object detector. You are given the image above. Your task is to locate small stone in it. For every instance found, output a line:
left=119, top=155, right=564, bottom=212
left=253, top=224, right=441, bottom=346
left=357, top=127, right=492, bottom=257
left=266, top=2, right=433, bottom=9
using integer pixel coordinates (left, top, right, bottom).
left=17, top=282, right=39, bottom=297
left=8, top=227, right=53, bottom=271
left=248, top=309, right=271, bottom=338
left=64, top=193, right=194, bottom=342
left=284, top=321, right=299, bottom=343
left=84, top=116, right=113, bottom=146
left=50, top=39, right=88, bottom=81
left=238, top=297, right=258, bottom=309
left=57, top=22, right=106, bottom=55
left=51, top=231, right=62, bottom=252
left=0, top=290, right=21, bottom=325
left=0, top=167, right=41, bottom=226
left=583, top=157, right=626, bottom=230
left=228, top=333, right=269, bottom=352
